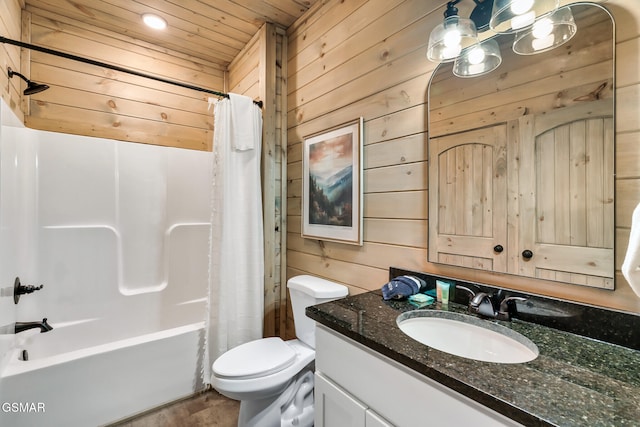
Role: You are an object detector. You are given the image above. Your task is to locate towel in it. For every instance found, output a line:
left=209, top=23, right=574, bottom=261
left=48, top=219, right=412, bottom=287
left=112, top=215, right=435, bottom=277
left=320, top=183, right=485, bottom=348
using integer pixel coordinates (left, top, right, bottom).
left=622, top=202, right=640, bottom=298
left=229, top=93, right=257, bottom=151
left=381, top=275, right=426, bottom=300
left=408, top=293, right=435, bottom=308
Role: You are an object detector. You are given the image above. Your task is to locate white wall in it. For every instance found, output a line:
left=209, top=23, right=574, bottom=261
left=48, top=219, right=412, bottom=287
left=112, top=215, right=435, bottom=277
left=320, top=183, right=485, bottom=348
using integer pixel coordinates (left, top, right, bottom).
left=0, top=99, right=212, bottom=371
left=0, top=99, right=28, bottom=374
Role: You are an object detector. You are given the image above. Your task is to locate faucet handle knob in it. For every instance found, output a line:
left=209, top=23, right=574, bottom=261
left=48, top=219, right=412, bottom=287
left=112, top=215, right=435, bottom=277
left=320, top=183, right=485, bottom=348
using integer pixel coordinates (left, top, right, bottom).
left=499, top=296, right=527, bottom=313
left=21, top=284, right=44, bottom=294
left=455, top=285, right=476, bottom=300
left=13, top=277, right=44, bottom=304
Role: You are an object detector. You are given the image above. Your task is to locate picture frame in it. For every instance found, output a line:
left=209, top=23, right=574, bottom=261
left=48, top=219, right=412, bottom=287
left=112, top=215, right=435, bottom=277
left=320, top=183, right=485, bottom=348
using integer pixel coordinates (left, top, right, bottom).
left=302, top=117, right=363, bottom=246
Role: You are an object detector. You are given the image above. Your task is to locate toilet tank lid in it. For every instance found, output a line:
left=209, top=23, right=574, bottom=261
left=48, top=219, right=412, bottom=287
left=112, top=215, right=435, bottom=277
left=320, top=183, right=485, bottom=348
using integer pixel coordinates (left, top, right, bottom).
left=287, top=275, right=348, bottom=298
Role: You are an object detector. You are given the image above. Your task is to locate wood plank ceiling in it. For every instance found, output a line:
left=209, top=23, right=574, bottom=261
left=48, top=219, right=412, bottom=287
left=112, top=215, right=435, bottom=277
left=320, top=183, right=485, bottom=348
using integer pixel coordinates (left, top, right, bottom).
left=23, top=0, right=319, bottom=67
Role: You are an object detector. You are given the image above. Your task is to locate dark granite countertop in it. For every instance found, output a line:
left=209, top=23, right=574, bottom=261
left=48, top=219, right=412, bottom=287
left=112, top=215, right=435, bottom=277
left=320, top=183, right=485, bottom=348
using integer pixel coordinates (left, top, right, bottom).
left=307, top=290, right=640, bottom=427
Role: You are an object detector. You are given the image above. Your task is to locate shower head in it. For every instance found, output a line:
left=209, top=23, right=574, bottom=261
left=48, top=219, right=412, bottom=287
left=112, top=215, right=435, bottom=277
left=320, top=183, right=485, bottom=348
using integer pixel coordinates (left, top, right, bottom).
left=7, top=67, right=49, bottom=95
left=24, top=81, right=50, bottom=95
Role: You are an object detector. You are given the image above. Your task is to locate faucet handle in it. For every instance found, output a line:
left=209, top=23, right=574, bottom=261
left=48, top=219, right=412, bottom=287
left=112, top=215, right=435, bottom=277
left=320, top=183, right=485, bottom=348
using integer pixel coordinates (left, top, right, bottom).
left=14, top=277, right=44, bottom=304
left=499, top=296, right=527, bottom=315
left=18, top=284, right=44, bottom=295
left=455, top=285, right=476, bottom=298
left=455, top=285, right=478, bottom=305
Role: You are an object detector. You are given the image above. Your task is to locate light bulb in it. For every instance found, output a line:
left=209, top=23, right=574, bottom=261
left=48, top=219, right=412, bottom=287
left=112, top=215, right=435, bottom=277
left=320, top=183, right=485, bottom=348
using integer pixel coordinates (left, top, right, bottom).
left=511, top=11, right=535, bottom=30
left=511, top=0, right=534, bottom=15
left=142, top=14, right=167, bottom=30
left=443, top=29, right=462, bottom=48
left=467, top=47, right=486, bottom=65
left=532, top=17, right=553, bottom=38
left=532, top=35, right=555, bottom=51
left=442, top=44, right=463, bottom=59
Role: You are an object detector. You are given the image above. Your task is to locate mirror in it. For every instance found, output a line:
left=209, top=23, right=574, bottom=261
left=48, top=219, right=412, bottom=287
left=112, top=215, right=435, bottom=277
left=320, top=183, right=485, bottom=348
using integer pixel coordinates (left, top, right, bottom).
left=428, top=3, right=615, bottom=289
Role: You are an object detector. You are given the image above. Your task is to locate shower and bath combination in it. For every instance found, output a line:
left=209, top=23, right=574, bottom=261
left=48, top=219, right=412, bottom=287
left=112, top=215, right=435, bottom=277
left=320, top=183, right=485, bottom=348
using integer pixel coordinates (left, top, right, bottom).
left=0, top=34, right=263, bottom=426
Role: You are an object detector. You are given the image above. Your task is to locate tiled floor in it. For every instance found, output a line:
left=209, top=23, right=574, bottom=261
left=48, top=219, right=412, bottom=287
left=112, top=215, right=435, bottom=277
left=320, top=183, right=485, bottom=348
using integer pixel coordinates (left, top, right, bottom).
left=109, top=389, right=240, bottom=427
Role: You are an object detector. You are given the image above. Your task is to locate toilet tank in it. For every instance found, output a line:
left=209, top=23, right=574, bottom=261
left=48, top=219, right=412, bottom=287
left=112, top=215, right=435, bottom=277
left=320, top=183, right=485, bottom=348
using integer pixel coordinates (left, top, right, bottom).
left=287, top=275, right=348, bottom=348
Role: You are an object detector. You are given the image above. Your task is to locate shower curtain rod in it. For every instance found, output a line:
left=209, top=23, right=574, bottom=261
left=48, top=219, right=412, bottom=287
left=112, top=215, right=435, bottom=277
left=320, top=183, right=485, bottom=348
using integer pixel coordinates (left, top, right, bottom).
left=0, top=35, right=263, bottom=108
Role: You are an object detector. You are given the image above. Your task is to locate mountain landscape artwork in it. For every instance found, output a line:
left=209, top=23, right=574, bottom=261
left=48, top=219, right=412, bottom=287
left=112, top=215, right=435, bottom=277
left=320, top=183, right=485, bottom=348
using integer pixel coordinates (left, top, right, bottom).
left=308, top=133, right=353, bottom=227
left=302, top=117, right=362, bottom=245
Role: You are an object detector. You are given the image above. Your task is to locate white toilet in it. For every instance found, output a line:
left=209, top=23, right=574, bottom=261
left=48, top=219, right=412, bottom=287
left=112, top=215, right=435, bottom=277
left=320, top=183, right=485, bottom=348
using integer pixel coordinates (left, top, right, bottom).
left=211, top=275, right=348, bottom=427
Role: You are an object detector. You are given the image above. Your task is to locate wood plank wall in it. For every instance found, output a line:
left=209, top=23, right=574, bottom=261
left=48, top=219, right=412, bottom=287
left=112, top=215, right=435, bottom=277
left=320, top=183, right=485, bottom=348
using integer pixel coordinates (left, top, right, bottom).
left=228, top=23, right=288, bottom=338
left=1, top=0, right=25, bottom=120
left=19, top=5, right=224, bottom=151
left=285, top=0, right=640, bottom=331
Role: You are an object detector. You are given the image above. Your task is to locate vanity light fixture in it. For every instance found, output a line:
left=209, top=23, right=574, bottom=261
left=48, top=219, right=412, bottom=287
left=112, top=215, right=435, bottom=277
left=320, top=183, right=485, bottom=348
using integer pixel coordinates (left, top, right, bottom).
left=489, top=0, right=560, bottom=34
left=142, top=13, right=167, bottom=30
left=469, top=0, right=496, bottom=32
left=428, top=0, right=569, bottom=77
left=427, top=0, right=479, bottom=62
left=453, top=38, right=502, bottom=77
left=512, top=6, right=576, bottom=55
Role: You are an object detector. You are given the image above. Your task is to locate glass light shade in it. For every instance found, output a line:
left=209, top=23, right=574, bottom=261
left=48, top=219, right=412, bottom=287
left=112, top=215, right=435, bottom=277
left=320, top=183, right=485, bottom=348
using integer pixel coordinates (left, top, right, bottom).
left=512, top=7, right=576, bottom=55
left=490, top=0, right=559, bottom=34
left=427, top=16, right=478, bottom=62
left=453, top=39, right=502, bottom=77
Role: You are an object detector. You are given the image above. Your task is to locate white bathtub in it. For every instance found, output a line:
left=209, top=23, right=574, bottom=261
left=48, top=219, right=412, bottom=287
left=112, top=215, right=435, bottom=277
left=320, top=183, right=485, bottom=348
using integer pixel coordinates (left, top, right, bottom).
left=0, top=321, right=205, bottom=427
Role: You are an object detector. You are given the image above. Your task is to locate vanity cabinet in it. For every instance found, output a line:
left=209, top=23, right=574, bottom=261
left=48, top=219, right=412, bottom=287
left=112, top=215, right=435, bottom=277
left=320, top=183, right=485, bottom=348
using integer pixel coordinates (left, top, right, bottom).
left=315, top=373, right=392, bottom=427
left=314, top=325, right=523, bottom=427
left=428, top=102, right=614, bottom=288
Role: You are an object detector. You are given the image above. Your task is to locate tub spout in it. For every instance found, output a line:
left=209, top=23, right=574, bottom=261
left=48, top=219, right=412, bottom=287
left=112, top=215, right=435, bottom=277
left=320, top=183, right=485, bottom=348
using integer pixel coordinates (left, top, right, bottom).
left=15, top=318, right=53, bottom=334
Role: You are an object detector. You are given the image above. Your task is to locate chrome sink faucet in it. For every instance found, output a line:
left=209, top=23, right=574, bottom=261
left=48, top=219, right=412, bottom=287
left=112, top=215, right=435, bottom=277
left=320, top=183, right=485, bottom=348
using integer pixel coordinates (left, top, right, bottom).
left=470, top=292, right=498, bottom=317
left=456, top=286, right=526, bottom=321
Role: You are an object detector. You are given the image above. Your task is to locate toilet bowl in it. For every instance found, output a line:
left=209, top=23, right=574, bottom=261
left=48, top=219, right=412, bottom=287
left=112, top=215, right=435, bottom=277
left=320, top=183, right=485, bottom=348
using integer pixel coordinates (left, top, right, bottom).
left=211, top=275, right=348, bottom=427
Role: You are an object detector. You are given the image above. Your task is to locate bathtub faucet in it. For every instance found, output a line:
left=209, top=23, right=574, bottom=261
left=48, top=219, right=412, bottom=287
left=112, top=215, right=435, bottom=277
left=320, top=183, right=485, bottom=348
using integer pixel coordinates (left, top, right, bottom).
left=15, top=318, right=53, bottom=334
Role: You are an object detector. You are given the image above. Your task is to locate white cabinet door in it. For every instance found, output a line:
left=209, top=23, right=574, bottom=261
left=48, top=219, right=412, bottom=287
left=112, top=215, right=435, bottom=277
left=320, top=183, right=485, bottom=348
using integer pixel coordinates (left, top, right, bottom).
left=315, top=373, right=367, bottom=427
left=366, top=410, right=393, bottom=427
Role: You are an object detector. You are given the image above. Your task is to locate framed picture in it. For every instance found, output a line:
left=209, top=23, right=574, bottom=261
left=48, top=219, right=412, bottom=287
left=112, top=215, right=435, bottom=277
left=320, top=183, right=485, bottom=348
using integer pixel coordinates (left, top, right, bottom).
left=302, top=118, right=363, bottom=245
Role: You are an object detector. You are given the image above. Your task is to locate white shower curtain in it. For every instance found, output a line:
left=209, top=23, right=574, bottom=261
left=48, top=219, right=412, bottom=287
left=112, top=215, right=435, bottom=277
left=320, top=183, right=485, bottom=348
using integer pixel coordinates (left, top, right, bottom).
left=203, top=94, right=264, bottom=384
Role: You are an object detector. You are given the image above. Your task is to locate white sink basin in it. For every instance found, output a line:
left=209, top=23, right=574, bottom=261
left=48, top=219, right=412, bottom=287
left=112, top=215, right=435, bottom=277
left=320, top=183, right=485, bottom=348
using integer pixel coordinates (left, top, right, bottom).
left=397, top=311, right=538, bottom=364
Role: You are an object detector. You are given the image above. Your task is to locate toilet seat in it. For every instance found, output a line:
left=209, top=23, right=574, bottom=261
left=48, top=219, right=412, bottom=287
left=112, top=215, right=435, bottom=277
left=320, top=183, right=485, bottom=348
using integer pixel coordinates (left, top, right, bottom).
left=211, top=339, right=315, bottom=400
left=213, top=337, right=296, bottom=379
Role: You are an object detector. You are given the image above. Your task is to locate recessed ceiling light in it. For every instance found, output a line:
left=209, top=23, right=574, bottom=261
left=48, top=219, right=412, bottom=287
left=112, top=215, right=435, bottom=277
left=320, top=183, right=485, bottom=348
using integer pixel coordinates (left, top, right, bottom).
left=142, top=13, right=167, bottom=30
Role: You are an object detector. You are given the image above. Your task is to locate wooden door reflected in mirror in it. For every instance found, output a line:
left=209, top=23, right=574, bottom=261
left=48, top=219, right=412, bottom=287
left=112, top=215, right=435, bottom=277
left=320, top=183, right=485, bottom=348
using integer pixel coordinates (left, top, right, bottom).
left=428, top=3, right=615, bottom=289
